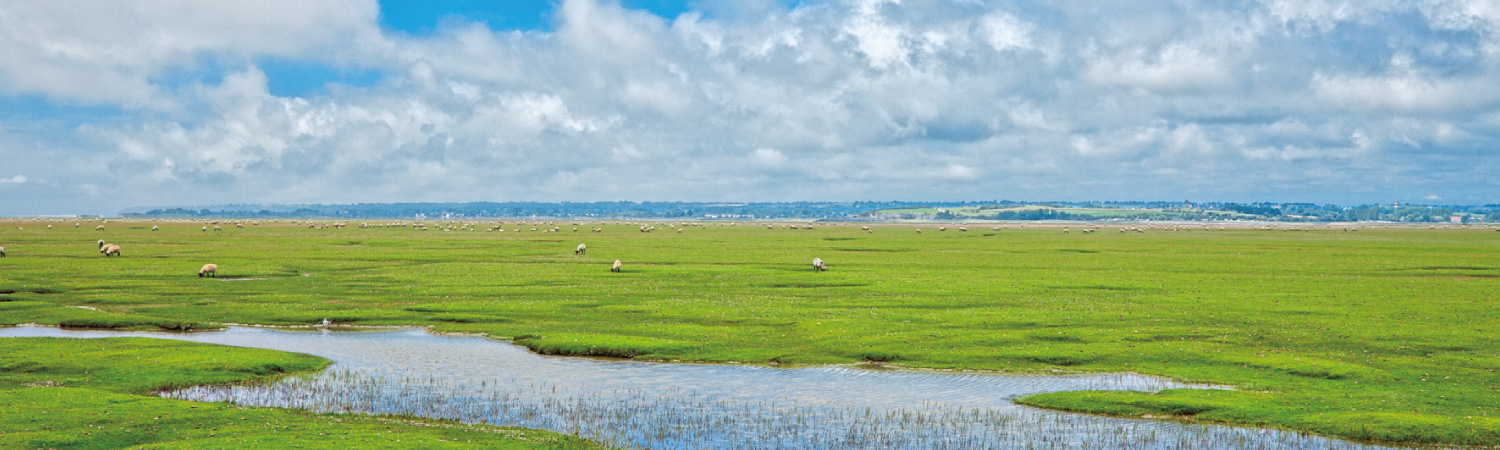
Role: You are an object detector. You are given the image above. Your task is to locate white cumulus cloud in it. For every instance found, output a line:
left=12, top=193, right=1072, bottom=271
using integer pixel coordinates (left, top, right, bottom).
left=1, top=0, right=1500, bottom=214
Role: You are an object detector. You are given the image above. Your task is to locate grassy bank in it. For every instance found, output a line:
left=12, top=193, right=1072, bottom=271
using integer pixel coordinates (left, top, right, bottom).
left=1, top=219, right=1498, bottom=445
left=0, top=337, right=601, bottom=449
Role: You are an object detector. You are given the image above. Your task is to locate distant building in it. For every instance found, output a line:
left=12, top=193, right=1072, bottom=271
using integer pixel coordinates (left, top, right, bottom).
left=1451, top=215, right=1463, bottom=224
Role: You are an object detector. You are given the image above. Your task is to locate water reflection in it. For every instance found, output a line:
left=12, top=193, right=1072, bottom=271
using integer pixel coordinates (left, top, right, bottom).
left=1, top=326, right=1416, bottom=449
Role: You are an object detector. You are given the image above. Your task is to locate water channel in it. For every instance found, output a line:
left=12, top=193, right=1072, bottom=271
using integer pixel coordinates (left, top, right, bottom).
left=1, top=326, right=1418, bottom=449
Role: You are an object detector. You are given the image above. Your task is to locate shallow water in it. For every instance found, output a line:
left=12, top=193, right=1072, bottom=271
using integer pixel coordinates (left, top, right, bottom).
left=1, top=326, right=1416, bottom=449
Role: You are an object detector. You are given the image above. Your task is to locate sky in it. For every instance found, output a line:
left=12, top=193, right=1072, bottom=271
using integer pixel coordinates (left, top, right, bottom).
left=1, top=0, right=1498, bottom=215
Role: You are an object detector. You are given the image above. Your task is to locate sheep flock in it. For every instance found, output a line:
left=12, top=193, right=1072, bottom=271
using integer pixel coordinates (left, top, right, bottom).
left=1, top=218, right=1485, bottom=293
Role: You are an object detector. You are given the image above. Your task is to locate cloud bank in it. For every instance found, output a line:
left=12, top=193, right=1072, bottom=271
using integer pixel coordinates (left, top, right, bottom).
left=1, top=0, right=1498, bottom=214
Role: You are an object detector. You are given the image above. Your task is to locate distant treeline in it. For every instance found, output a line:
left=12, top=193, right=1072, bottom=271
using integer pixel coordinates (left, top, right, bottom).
left=124, top=201, right=938, bottom=220
left=120, top=201, right=1500, bottom=222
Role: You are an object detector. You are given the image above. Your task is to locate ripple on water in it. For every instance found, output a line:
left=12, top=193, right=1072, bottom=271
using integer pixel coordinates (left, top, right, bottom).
left=0, top=326, right=1423, bottom=450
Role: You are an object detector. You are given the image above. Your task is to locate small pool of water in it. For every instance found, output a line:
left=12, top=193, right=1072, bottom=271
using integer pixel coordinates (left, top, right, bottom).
left=1, top=326, right=1414, bottom=449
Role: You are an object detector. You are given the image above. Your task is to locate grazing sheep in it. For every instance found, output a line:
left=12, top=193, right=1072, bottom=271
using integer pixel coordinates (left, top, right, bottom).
left=939, top=227, right=947, bottom=231
left=214, top=226, right=222, bottom=232
left=102, top=244, right=121, bottom=257
left=611, top=260, right=622, bottom=272
left=97, top=239, right=106, bottom=249
left=576, top=244, right=587, bottom=255
left=96, top=225, right=104, bottom=231
left=151, top=226, right=159, bottom=231
left=959, top=227, right=967, bottom=232
left=812, top=257, right=826, bottom=271
left=0, top=246, right=6, bottom=257
left=915, top=229, right=922, bottom=233
left=202, top=226, right=208, bottom=231
left=198, top=263, right=218, bottom=278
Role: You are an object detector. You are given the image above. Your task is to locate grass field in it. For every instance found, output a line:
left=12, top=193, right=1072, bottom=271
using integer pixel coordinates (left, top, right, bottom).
left=1, top=219, right=1498, bottom=446
left=0, top=337, right=601, bottom=449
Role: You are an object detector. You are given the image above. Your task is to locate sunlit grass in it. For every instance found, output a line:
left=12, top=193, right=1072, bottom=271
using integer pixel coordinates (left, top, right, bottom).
left=1, top=218, right=1497, bottom=445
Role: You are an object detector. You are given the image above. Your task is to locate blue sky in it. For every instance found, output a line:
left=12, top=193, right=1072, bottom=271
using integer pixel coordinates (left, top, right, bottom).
left=0, top=0, right=1497, bottom=215
left=378, top=0, right=700, bottom=33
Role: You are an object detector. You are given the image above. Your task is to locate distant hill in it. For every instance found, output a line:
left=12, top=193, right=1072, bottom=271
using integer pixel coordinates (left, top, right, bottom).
left=119, top=201, right=1500, bottom=223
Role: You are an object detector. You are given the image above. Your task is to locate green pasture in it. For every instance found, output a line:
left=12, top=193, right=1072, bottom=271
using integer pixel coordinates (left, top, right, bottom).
left=0, top=337, right=599, bottom=449
left=1, top=219, right=1498, bottom=446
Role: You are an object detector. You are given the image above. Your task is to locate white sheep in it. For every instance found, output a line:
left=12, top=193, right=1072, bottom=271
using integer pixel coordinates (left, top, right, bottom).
left=102, top=244, right=121, bottom=257
left=916, top=229, right=922, bottom=233
left=96, top=225, right=104, bottom=231
left=612, top=260, right=622, bottom=272
left=576, top=244, right=587, bottom=255
left=812, top=257, right=826, bottom=271
left=939, top=227, right=947, bottom=231
left=202, top=226, right=208, bottom=231
left=97, top=239, right=106, bottom=249
left=861, top=226, right=870, bottom=231
left=0, top=246, right=6, bottom=257
left=151, top=226, right=159, bottom=231
left=199, top=263, right=218, bottom=278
